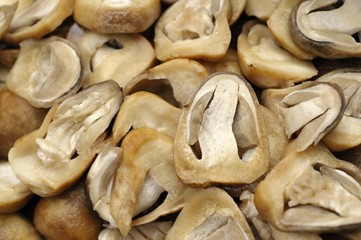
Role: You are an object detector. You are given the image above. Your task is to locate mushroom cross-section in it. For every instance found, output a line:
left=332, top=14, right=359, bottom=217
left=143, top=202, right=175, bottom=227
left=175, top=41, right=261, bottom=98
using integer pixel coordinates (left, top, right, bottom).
left=174, top=72, right=269, bottom=187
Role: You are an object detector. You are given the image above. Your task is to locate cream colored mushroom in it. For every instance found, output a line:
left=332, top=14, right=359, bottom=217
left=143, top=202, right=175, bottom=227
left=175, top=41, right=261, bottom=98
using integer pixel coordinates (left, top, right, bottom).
left=7, top=36, right=82, bottom=108
left=8, top=80, right=123, bottom=197
left=290, top=0, right=361, bottom=58
left=0, top=213, right=42, bottom=240
left=244, top=0, right=281, bottom=21
left=0, top=1, right=18, bottom=39
left=237, top=20, right=318, bottom=89
left=198, top=48, right=242, bottom=75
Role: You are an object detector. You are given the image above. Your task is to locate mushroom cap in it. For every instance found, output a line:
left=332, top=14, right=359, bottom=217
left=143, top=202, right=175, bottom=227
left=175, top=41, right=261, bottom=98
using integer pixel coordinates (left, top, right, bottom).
left=0, top=213, right=42, bottom=240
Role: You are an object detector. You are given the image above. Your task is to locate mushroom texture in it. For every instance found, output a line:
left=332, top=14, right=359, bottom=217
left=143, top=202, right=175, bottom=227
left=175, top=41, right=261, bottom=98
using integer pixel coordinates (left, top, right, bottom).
left=6, top=36, right=82, bottom=108
left=165, top=187, right=255, bottom=240
left=110, top=127, right=194, bottom=236
left=154, top=0, right=232, bottom=62
left=261, top=81, right=345, bottom=152
left=316, top=68, right=361, bottom=151
left=244, top=0, right=282, bottom=21
left=73, top=0, right=161, bottom=33
left=237, top=20, right=318, bottom=89
left=0, top=1, right=18, bottom=40
left=8, top=80, right=123, bottom=197
left=290, top=0, right=361, bottom=58
left=174, top=72, right=269, bottom=187
left=254, top=142, right=361, bottom=232
left=0, top=213, right=42, bottom=240
left=3, top=0, right=74, bottom=44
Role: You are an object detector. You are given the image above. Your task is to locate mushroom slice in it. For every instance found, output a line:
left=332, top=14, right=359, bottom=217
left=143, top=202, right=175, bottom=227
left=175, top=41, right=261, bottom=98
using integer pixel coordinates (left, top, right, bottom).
left=0, top=160, right=33, bottom=214
left=4, top=0, right=73, bottom=44
left=290, top=0, right=361, bottom=58
left=174, top=72, right=269, bottom=187
left=261, top=81, right=345, bottom=151
left=0, top=213, right=42, bottom=240
left=8, top=80, right=123, bottom=197
left=244, top=0, right=281, bottom=21
left=73, top=0, right=161, bottom=33
left=67, top=24, right=155, bottom=88
left=237, top=20, right=318, bottom=89
left=165, top=187, right=254, bottom=240
left=228, top=0, right=246, bottom=25
left=86, top=144, right=122, bottom=228
left=110, top=128, right=193, bottom=236
left=112, top=91, right=181, bottom=144
left=267, top=0, right=316, bottom=60
left=154, top=0, right=232, bottom=62
left=198, top=48, right=242, bottom=75
left=0, top=1, right=18, bottom=39
left=316, top=68, right=361, bottom=151
left=99, top=222, right=173, bottom=240
left=254, top=142, right=361, bottom=232
left=124, top=58, right=208, bottom=107
left=7, top=36, right=82, bottom=108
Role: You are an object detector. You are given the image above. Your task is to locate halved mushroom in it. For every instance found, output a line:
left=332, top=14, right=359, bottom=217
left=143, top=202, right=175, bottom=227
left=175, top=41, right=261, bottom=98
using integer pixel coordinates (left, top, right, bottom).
left=154, top=0, right=232, bottom=62
left=110, top=127, right=193, bottom=236
left=237, top=20, right=318, bottom=89
left=267, top=0, right=316, bottom=60
left=0, top=160, right=33, bottom=214
left=4, top=0, right=74, bottom=44
left=198, top=48, right=242, bottom=75
left=124, top=58, right=208, bottom=107
left=228, top=0, right=247, bottom=25
left=0, top=213, right=42, bottom=240
left=290, top=0, right=361, bottom=58
left=67, top=24, right=155, bottom=88
left=8, top=80, right=123, bottom=197
left=261, top=81, right=345, bottom=151
left=7, top=36, right=82, bottom=108
left=99, top=221, right=173, bottom=240
left=165, top=187, right=254, bottom=240
left=174, top=72, right=269, bottom=187
left=73, top=0, right=161, bottom=33
left=0, top=1, right=18, bottom=39
left=255, top=141, right=361, bottom=232
left=316, top=68, right=361, bottom=151
left=244, top=0, right=281, bottom=21
left=112, top=91, right=181, bottom=144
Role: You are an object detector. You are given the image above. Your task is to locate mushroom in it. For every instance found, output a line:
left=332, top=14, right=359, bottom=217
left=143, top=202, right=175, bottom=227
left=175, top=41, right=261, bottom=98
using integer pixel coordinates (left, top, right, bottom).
left=165, top=187, right=255, bottom=240
left=8, top=80, right=123, bottom=197
left=261, top=81, right=345, bottom=152
left=110, top=127, right=193, bottom=236
left=0, top=160, right=33, bottom=214
left=244, top=0, right=282, bottom=21
left=174, top=72, right=269, bottom=187
left=228, top=0, right=247, bottom=25
left=154, top=0, right=232, bottom=62
left=0, top=48, right=19, bottom=68
left=4, top=0, right=74, bottom=44
left=316, top=68, right=361, bottom=151
left=67, top=24, right=155, bottom=88
left=6, top=36, right=83, bottom=108
left=0, top=1, right=18, bottom=40
left=254, top=142, right=361, bottom=232
left=0, top=213, right=42, bottom=240
left=290, top=0, right=361, bottom=58
left=112, top=91, right=181, bottom=144
left=237, top=20, right=318, bottom=89
left=124, top=58, right=208, bottom=107
left=73, top=0, right=161, bottom=33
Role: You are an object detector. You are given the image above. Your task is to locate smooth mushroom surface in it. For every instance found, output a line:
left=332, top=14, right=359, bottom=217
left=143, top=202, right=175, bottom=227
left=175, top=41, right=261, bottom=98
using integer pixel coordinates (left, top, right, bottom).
left=0, top=213, right=42, bottom=240
left=237, top=20, right=318, bottom=89
left=290, top=0, right=361, bottom=58
left=8, top=80, right=123, bottom=197
left=199, top=48, right=242, bottom=75
left=0, top=1, right=18, bottom=39
left=174, top=72, right=269, bottom=187
left=7, top=36, right=82, bottom=108
left=244, top=0, right=281, bottom=21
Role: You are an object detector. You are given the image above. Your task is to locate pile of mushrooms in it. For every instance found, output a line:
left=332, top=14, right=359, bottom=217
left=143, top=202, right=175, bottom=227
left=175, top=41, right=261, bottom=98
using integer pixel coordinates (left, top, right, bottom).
left=0, top=0, right=361, bottom=239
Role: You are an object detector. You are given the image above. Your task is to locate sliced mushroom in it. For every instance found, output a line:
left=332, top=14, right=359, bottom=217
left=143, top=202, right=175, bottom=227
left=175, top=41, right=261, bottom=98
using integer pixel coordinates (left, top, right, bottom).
left=7, top=36, right=82, bottom=108
left=244, top=0, right=281, bottom=21
left=174, top=72, right=269, bottom=187
left=124, top=58, right=208, bottom=107
left=261, top=81, right=345, bottom=152
left=165, top=187, right=254, bottom=240
left=0, top=213, right=42, bottom=240
left=4, top=0, right=74, bottom=44
left=112, top=91, right=180, bottom=144
left=254, top=142, right=361, bottom=232
left=316, top=68, right=361, bottom=151
left=154, top=0, right=232, bottom=62
left=267, top=0, right=316, bottom=60
left=110, top=127, right=193, bottom=236
left=73, top=0, right=161, bottom=33
left=0, top=160, right=33, bottom=214
left=86, top=144, right=122, bottom=228
left=8, top=80, right=123, bottom=197
left=198, top=48, right=242, bottom=75
left=67, top=24, right=155, bottom=88
left=228, top=0, right=247, bottom=25
left=290, top=0, right=361, bottom=58
left=0, top=1, right=18, bottom=39
left=237, top=20, right=318, bottom=89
